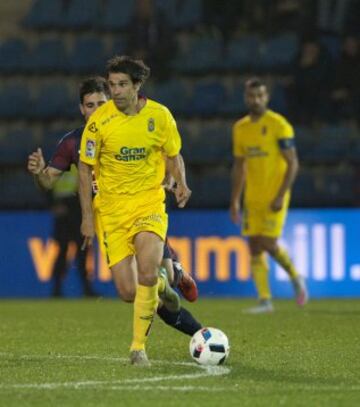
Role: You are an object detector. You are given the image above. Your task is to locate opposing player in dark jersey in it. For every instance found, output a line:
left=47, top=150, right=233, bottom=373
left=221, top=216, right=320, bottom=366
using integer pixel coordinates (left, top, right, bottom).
left=28, top=77, right=109, bottom=297
left=28, top=78, right=108, bottom=189
left=28, top=76, right=201, bottom=336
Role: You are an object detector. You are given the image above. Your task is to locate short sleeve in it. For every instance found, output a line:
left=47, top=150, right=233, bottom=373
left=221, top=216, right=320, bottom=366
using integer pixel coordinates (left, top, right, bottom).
left=49, top=135, right=73, bottom=171
left=80, top=119, right=101, bottom=165
left=162, top=110, right=181, bottom=157
left=232, top=123, right=245, bottom=157
left=277, top=117, right=295, bottom=149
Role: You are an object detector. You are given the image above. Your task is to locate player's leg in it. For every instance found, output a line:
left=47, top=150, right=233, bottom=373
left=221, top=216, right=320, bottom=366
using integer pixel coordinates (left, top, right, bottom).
left=242, top=205, right=273, bottom=313
left=129, top=212, right=180, bottom=311
left=243, top=236, right=273, bottom=314
left=157, top=305, right=202, bottom=336
left=260, top=201, right=308, bottom=306
left=172, top=260, right=198, bottom=302
left=111, top=248, right=200, bottom=337
left=262, top=236, right=297, bottom=278
left=76, top=245, right=95, bottom=297
left=111, top=255, right=137, bottom=302
left=111, top=251, right=199, bottom=337
left=52, top=239, right=68, bottom=297
left=51, top=216, right=69, bottom=297
left=72, top=211, right=96, bottom=297
left=74, top=223, right=97, bottom=297
left=162, top=245, right=175, bottom=284
left=111, top=254, right=179, bottom=308
left=129, top=231, right=163, bottom=365
left=163, top=238, right=198, bottom=302
left=262, top=236, right=308, bottom=306
left=157, top=267, right=181, bottom=312
left=110, top=254, right=151, bottom=365
left=158, top=245, right=201, bottom=334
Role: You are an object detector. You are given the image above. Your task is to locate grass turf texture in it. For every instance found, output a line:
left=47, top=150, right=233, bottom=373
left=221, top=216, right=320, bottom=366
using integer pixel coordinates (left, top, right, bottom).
left=1, top=299, right=360, bottom=407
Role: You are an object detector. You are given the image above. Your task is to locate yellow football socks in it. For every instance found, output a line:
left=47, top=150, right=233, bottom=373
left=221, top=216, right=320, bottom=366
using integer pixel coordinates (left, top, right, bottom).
left=272, top=247, right=298, bottom=279
left=130, top=283, right=159, bottom=352
left=251, top=254, right=271, bottom=300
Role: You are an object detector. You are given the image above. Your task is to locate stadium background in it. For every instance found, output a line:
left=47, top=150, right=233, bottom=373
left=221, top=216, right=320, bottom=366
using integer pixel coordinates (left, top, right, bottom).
left=0, top=0, right=359, bottom=298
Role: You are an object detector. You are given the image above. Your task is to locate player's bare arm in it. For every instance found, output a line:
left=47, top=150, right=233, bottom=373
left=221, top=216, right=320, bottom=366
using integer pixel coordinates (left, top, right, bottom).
left=166, top=154, right=191, bottom=208
left=163, top=157, right=176, bottom=191
left=164, top=153, right=187, bottom=191
left=27, top=148, right=63, bottom=189
left=230, top=156, right=246, bottom=224
left=271, top=147, right=299, bottom=212
left=78, top=160, right=95, bottom=248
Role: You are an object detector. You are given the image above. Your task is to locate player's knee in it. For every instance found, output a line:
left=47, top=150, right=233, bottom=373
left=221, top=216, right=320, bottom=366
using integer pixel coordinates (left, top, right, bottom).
left=118, top=287, right=136, bottom=302
left=263, top=241, right=278, bottom=255
left=137, top=263, right=159, bottom=286
left=249, top=244, right=263, bottom=257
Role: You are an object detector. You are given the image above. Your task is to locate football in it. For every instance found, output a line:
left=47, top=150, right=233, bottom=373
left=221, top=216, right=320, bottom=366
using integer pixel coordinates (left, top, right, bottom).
left=189, top=327, right=230, bottom=366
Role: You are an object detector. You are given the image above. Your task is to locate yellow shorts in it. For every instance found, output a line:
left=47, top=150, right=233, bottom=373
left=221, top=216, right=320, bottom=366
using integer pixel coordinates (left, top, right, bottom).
left=242, top=197, right=290, bottom=238
left=95, top=190, right=168, bottom=267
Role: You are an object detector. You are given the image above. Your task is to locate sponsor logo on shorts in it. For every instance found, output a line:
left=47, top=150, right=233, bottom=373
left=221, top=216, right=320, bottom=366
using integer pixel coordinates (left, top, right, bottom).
left=85, top=139, right=96, bottom=158
left=115, top=146, right=146, bottom=162
left=134, top=214, right=163, bottom=227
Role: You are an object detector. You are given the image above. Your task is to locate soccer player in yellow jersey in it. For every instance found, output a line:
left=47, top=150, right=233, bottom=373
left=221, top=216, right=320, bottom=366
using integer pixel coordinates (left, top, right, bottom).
left=78, top=56, right=192, bottom=365
left=230, top=78, right=308, bottom=314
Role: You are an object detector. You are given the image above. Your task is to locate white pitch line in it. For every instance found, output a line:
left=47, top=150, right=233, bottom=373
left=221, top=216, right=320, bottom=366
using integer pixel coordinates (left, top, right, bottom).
left=107, top=385, right=232, bottom=392
left=0, top=371, right=227, bottom=390
left=0, top=352, right=231, bottom=391
left=0, top=353, right=198, bottom=367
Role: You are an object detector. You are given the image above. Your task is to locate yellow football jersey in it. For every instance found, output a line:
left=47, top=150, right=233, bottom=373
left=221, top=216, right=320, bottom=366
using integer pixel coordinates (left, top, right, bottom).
left=232, top=109, right=294, bottom=206
left=80, top=99, right=181, bottom=198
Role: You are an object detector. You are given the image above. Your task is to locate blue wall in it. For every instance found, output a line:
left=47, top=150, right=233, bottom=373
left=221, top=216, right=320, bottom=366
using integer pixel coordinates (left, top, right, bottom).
left=0, top=209, right=359, bottom=298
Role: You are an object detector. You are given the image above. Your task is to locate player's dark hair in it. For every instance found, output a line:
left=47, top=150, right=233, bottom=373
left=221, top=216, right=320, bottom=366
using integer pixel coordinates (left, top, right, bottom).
left=106, top=55, right=151, bottom=85
left=245, top=77, right=268, bottom=90
left=79, top=76, right=110, bottom=103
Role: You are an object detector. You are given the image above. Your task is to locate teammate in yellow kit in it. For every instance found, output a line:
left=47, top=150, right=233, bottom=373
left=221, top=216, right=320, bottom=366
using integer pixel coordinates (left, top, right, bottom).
left=230, top=78, right=308, bottom=313
left=79, top=56, right=191, bottom=364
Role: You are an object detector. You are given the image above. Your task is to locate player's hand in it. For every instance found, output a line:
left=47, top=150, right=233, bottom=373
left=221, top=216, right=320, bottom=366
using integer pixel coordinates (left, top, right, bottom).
left=27, top=148, right=45, bottom=175
left=230, top=201, right=241, bottom=225
left=81, top=217, right=95, bottom=250
left=162, top=173, right=176, bottom=192
left=175, top=183, right=192, bottom=208
left=270, top=196, right=284, bottom=212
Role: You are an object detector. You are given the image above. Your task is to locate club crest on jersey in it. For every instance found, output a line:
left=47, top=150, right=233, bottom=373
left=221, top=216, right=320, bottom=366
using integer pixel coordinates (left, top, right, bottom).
left=148, top=118, right=155, bottom=132
left=88, top=122, right=98, bottom=133
left=261, top=126, right=267, bottom=135
left=85, top=139, right=96, bottom=158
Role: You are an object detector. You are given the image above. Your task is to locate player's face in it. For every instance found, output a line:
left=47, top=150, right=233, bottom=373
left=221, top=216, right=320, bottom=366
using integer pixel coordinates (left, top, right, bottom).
left=108, top=72, right=140, bottom=112
left=80, top=92, right=108, bottom=121
left=245, top=86, right=269, bottom=116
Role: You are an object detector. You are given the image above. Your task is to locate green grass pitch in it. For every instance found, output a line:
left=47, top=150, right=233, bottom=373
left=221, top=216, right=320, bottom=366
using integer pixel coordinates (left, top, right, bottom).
left=1, top=299, right=360, bottom=406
